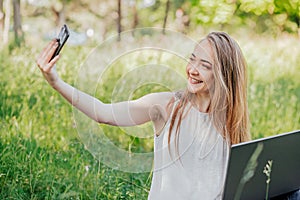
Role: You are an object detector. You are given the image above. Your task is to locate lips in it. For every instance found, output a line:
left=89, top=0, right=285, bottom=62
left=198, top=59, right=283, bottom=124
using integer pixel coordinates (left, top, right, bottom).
left=189, top=77, right=203, bottom=84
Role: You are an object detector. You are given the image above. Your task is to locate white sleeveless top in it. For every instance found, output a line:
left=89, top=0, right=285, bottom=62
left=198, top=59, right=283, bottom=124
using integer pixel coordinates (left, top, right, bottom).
left=148, top=101, right=229, bottom=200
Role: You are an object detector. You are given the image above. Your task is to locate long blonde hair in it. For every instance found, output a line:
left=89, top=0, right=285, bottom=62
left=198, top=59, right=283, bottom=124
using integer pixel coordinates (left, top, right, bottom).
left=168, top=32, right=250, bottom=148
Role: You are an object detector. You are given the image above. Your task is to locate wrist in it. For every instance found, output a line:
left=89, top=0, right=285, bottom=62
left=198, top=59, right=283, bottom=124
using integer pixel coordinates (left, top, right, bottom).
left=51, top=77, right=63, bottom=90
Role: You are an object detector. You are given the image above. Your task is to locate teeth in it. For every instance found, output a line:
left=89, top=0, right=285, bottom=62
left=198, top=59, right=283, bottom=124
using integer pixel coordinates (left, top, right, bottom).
left=191, top=78, right=201, bottom=84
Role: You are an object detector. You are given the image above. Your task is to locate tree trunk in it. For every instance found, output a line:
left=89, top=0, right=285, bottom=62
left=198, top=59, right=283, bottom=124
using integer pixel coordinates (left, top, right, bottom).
left=132, top=1, right=138, bottom=29
left=131, top=0, right=138, bottom=37
left=117, top=0, right=122, bottom=41
left=0, top=0, right=4, bottom=34
left=13, top=0, right=23, bottom=46
left=51, top=1, right=65, bottom=28
left=57, top=4, right=65, bottom=27
left=3, top=0, right=10, bottom=44
left=162, top=0, right=170, bottom=34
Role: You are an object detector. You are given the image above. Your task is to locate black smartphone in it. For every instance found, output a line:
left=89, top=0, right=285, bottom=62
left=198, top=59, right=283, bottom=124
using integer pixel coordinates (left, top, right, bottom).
left=51, top=24, right=70, bottom=60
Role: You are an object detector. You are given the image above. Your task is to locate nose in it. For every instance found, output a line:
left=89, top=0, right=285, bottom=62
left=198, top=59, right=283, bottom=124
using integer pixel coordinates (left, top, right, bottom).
left=188, top=64, right=199, bottom=75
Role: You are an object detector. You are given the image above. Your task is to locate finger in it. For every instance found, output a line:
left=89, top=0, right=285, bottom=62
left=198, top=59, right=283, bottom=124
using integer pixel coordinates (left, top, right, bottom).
left=45, top=40, right=59, bottom=63
left=38, top=39, right=58, bottom=64
left=39, top=39, right=57, bottom=60
left=36, top=39, right=57, bottom=67
left=44, top=54, right=60, bottom=72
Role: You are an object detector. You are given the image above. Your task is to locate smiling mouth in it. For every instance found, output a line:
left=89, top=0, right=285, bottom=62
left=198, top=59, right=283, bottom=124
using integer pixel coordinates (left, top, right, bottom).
left=189, top=77, right=203, bottom=84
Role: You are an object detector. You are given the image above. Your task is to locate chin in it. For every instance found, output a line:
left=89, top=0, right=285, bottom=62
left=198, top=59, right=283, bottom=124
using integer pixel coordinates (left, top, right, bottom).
left=187, top=85, right=202, bottom=94
left=187, top=84, right=210, bottom=95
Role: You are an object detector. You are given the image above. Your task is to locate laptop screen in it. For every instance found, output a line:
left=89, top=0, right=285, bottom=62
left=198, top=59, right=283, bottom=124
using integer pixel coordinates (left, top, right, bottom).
left=222, top=130, right=300, bottom=200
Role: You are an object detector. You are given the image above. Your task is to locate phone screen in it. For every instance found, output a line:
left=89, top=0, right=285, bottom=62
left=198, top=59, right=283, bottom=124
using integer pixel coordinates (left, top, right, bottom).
left=51, top=24, right=70, bottom=60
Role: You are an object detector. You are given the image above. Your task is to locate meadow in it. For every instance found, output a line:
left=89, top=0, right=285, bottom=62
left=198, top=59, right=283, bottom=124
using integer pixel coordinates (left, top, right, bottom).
left=0, top=30, right=299, bottom=199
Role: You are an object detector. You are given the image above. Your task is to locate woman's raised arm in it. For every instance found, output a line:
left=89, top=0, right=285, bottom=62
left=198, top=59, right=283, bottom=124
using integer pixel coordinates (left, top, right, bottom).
left=36, top=40, right=173, bottom=126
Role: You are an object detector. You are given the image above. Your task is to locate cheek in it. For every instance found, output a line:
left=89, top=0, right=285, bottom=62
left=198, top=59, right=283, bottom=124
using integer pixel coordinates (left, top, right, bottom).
left=185, top=65, right=190, bottom=76
left=204, top=73, right=214, bottom=87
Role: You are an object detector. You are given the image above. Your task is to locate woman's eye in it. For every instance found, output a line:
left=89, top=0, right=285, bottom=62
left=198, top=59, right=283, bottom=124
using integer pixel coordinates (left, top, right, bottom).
left=201, top=64, right=210, bottom=69
left=189, top=57, right=195, bottom=61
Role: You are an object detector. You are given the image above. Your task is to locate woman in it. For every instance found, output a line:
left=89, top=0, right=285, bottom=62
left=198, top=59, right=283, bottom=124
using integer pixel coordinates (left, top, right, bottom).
left=36, top=32, right=250, bottom=199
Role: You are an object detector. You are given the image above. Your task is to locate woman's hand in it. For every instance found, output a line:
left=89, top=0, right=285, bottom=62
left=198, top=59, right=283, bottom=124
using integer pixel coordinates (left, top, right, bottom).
left=36, top=39, right=61, bottom=88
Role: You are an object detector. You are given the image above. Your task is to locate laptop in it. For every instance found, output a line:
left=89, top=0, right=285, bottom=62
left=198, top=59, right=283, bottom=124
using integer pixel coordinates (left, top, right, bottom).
left=222, top=130, right=300, bottom=200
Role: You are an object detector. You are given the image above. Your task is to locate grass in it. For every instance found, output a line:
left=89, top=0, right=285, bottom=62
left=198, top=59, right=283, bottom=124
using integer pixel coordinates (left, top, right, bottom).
left=0, top=31, right=299, bottom=199
left=241, top=34, right=300, bottom=138
left=0, top=136, right=150, bottom=199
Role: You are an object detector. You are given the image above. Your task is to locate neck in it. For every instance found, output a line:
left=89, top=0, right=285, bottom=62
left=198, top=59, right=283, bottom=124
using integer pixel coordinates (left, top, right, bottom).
left=191, top=92, right=211, bottom=113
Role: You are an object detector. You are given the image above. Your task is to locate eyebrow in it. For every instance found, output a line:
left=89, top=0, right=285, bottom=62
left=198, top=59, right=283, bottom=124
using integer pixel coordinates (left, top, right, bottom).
left=191, top=53, right=213, bottom=66
left=200, top=59, right=212, bottom=66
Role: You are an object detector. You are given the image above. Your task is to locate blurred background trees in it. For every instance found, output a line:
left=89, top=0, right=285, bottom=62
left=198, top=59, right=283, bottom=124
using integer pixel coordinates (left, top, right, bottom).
left=0, top=0, right=298, bottom=48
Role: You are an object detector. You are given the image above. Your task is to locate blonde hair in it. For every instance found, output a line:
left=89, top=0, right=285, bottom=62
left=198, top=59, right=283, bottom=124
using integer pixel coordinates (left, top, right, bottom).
left=168, top=32, right=250, bottom=149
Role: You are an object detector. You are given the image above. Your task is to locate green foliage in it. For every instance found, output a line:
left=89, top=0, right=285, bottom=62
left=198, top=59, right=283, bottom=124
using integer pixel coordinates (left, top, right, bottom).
left=1, top=23, right=299, bottom=199
left=273, top=0, right=300, bottom=32
left=185, top=0, right=299, bottom=35
left=190, top=0, right=237, bottom=24
left=238, top=0, right=273, bottom=15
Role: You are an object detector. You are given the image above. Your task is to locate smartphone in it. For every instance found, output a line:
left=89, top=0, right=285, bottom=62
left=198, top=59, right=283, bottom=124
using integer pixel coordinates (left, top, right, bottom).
left=51, top=24, right=70, bottom=60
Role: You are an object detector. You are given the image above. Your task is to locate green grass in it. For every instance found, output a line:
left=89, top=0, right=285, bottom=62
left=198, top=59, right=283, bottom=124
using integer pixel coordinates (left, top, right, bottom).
left=241, top=34, right=300, bottom=138
left=0, top=32, right=299, bottom=199
left=0, top=136, right=150, bottom=199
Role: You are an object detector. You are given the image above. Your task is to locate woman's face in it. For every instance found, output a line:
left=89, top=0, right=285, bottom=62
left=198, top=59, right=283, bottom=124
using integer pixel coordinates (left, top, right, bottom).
left=186, top=39, right=214, bottom=96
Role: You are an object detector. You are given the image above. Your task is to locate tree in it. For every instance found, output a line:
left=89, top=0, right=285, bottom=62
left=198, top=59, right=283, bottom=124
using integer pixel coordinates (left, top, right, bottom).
left=13, top=0, right=23, bottom=46
left=273, top=0, right=300, bottom=36
left=131, top=1, right=138, bottom=30
left=0, top=0, right=3, bottom=33
left=162, top=0, right=170, bottom=34
left=190, top=0, right=237, bottom=28
left=117, top=0, right=121, bottom=41
left=2, top=0, right=10, bottom=45
left=51, top=1, right=66, bottom=27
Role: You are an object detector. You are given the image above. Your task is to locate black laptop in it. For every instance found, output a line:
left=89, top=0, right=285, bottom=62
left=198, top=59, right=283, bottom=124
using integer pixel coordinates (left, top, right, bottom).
left=223, top=130, right=300, bottom=200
